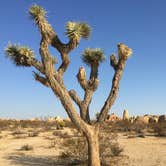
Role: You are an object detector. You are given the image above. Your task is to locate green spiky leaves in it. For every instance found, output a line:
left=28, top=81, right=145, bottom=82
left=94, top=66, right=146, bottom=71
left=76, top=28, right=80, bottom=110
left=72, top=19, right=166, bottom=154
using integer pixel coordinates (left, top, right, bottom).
left=82, top=48, right=105, bottom=66
left=29, top=4, right=46, bottom=21
left=5, top=44, right=35, bottom=67
left=66, top=22, right=91, bottom=41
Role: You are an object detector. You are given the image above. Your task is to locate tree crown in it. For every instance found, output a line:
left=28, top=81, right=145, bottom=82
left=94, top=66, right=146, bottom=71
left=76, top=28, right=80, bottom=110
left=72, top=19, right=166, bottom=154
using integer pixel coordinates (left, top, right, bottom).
left=66, top=21, right=91, bottom=40
left=82, top=48, right=105, bottom=66
left=5, top=44, right=34, bottom=67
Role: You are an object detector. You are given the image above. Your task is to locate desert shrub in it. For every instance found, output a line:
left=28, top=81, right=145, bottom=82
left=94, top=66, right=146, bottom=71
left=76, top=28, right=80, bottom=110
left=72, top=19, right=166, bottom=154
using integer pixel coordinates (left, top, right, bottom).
left=99, top=130, right=124, bottom=166
left=131, top=122, right=147, bottom=133
left=52, top=130, right=69, bottom=138
left=60, top=129, right=123, bottom=165
left=63, top=120, right=75, bottom=129
left=0, top=120, right=19, bottom=130
left=61, top=137, right=88, bottom=164
left=11, top=129, right=27, bottom=139
left=19, top=144, right=33, bottom=151
left=28, top=131, right=39, bottom=137
left=99, top=132, right=123, bottom=158
left=56, top=121, right=66, bottom=130
left=111, top=120, right=148, bottom=134
left=152, top=122, right=166, bottom=137
left=110, top=143, right=124, bottom=156
left=111, top=120, right=132, bottom=132
left=12, top=130, right=26, bottom=135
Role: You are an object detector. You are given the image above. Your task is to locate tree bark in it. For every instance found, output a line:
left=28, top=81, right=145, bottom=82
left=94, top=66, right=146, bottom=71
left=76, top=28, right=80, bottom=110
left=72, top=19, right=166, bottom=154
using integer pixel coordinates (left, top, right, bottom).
left=85, top=125, right=100, bottom=166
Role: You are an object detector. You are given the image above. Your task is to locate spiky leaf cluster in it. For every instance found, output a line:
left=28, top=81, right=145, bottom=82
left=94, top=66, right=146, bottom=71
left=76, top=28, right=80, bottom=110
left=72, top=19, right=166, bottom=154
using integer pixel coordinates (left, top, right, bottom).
left=118, top=43, right=132, bottom=59
left=5, top=44, right=34, bottom=67
left=29, top=4, right=46, bottom=21
left=66, top=22, right=91, bottom=40
left=82, top=48, right=105, bottom=66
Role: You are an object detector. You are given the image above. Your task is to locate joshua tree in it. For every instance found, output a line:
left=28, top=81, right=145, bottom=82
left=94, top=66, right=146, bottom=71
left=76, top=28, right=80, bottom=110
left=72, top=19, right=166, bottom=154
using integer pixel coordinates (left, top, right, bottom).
left=5, top=5, right=132, bottom=166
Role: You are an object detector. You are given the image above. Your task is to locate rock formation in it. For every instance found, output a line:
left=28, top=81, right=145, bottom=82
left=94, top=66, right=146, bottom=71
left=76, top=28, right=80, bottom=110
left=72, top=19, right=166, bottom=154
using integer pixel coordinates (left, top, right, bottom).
left=123, top=109, right=129, bottom=120
left=106, top=113, right=121, bottom=122
left=158, top=115, right=166, bottom=123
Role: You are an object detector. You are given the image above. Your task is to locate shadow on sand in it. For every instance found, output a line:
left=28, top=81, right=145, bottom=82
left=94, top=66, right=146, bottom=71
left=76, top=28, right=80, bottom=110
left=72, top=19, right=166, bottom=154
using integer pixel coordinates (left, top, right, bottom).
left=6, top=154, right=85, bottom=166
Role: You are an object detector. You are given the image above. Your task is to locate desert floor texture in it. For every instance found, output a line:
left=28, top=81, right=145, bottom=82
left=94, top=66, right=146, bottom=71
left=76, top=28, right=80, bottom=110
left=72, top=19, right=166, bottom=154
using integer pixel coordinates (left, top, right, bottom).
left=0, top=120, right=166, bottom=166
left=0, top=126, right=165, bottom=166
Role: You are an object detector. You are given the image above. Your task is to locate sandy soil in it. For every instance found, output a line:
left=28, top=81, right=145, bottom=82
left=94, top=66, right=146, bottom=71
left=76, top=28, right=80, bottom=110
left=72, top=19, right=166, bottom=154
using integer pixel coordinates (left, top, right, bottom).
left=0, top=129, right=165, bottom=166
left=118, top=134, right=166, bottom=166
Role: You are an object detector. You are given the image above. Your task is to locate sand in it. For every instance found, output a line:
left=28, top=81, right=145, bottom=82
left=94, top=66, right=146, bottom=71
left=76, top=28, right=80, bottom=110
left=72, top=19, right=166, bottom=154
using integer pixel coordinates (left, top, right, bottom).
left=0, top=129, right=165, bottom=166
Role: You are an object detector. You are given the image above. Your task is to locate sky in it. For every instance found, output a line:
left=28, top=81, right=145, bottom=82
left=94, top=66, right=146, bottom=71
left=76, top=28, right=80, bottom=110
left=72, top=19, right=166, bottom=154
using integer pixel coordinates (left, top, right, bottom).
left=0, top=0, right=166, bottom=119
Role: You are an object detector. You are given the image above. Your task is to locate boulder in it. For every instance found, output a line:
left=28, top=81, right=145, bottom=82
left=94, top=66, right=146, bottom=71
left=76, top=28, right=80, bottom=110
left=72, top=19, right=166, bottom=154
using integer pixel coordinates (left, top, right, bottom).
left=123, top=109, right=129, bottom=120
left=135, top=116, right=149, bottom=124
left=149, top=116, right=158, bottom=123
left=129, top=116, right=136, bottom=123
left=106, top=113, right=121, bottom=122
left=158, top=115, right=166, bottom=123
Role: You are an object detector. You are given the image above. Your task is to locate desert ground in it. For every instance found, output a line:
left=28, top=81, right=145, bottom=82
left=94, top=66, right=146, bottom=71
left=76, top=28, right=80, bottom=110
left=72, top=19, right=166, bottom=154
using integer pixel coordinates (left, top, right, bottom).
left=0, top=120, right=165, bottom=166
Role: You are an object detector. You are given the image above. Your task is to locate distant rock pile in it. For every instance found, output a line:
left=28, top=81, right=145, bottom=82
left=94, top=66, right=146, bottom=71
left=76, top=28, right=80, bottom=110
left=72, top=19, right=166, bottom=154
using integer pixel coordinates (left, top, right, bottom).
left=158, top=115, right=166, bottom=123
left=106, top=113, right=121, bottom=122
left=106, top=109, right=166, bottom=125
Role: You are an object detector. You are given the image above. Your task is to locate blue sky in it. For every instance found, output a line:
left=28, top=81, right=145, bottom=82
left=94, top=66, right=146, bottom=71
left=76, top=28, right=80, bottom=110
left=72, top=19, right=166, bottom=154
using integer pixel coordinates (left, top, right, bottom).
left=0, top=0, right=166, bottom=119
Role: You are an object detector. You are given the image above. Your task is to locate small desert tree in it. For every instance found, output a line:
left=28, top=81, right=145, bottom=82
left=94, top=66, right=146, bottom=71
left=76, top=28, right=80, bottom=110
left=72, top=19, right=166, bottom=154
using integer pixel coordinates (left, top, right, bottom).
left=5, top=5, right=132, bottom=166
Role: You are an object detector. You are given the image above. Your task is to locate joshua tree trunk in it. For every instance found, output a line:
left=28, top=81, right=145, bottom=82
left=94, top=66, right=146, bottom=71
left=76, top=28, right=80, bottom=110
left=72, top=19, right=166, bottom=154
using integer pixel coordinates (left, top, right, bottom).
left=86, top=126, right=100, bottom=166
left=5, top=5, right=133, bottom=166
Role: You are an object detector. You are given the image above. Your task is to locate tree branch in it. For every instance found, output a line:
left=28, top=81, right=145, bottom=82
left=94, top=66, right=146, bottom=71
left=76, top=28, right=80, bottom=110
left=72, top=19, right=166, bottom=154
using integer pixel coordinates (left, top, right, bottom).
left=77, top=67, right=88, bottom=90
left=69, top=90, right=81, bottom=107
left=30, top=9, right=82, bottom=76
left=77, top=63, right=100, bottom=123
left=57, top=53, right=70, bottom=75
left=30, top=58, right=45, bottom=74
left=97, top=59, right=125, bottom=122
left=39, top=34, right=90, bottom=133
left=97, top=44, right=132, bottom=122
left=110, top=54, right=118, bottom=71
left=33, top=72, right=50, bottom=87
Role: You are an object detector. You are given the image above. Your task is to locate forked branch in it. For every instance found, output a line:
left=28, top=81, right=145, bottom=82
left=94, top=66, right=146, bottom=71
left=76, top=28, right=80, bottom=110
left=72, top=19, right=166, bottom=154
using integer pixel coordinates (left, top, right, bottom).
left=97, top=43, right=132, bottom=122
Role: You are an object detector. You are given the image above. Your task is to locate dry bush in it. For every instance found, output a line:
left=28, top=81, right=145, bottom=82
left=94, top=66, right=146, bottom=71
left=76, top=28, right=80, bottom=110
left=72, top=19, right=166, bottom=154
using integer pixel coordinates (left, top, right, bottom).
left=12, top=130, right=26, bottom=135
left=11, top=129, right=27, bottom=139
left=61, top=136, right=88, bottom=165
left=0, top=120, right=20, bottom=130
left=111, top=120, right=132, bottom=132
left=63, top=120, right=75, bottom=129
left=19, top=144, right=33, bottom=151
left=0, top=119, right=68, bottom=132
left=99, top=132, right=124, bottom=165
left=152, top=122, right=166, bottom=137
left=60, top=128, right=123, bottom=165
left=56, top=121, right=66, bottom=130
left=52, top=130, right=69, bottom=138
left=28, top=131, right=39, bottom=137
left=111, top=120, right=148, bottom=134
